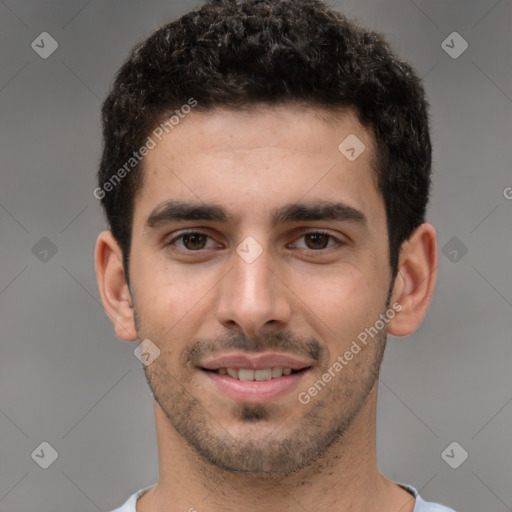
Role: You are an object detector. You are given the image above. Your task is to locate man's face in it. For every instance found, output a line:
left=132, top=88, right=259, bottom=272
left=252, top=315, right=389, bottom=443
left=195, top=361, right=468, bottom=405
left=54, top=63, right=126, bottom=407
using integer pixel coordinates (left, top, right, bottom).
left=128, top=105, right=394, bottom=474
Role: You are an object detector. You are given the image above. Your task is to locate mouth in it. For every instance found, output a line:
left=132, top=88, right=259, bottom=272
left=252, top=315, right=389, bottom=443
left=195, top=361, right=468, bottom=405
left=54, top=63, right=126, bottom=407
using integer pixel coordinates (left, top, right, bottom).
left=204, top=367, right=304, bottom=380
left=199, top=352, right=313, bottom=403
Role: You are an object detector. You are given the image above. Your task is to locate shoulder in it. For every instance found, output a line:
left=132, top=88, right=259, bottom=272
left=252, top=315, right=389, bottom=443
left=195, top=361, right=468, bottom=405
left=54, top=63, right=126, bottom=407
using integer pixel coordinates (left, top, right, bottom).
left=108, top=485, right=154, bottom=512
left=398, top=482, right=456, bottom=512
left=414, top=495, right=457, bottom=512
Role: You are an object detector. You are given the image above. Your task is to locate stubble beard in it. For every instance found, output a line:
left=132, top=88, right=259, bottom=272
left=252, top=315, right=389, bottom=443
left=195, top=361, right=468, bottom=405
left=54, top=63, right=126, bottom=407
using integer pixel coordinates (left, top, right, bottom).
left=139, top=326, right=387, bottom=476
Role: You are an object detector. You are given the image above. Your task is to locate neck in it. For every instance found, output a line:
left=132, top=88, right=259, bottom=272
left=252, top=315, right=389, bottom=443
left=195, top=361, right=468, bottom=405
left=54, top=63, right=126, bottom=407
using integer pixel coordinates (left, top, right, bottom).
left=137, top=382, right=415, bottom=512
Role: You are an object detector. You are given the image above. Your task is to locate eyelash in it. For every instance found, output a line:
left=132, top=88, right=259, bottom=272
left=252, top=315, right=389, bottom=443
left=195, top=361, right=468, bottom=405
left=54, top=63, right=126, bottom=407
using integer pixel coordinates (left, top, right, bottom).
left=164, top=229, right=342, bottom=255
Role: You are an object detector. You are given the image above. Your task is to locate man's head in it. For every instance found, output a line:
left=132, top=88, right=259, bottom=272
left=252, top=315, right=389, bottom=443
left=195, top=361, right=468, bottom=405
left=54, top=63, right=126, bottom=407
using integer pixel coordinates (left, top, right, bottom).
left=95, top=0, right=437, bottom=476
left=97, top=0, right=432, bottom=288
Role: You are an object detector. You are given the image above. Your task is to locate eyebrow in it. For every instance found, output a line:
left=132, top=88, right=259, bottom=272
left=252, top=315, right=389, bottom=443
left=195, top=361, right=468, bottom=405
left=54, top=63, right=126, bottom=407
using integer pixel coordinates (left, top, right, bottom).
left=145, top=199, right=367, bottom=229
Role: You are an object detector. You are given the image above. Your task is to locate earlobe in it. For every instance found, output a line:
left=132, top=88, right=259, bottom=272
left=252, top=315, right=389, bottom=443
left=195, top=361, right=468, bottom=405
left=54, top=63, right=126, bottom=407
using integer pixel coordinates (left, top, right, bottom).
left=387, top=223, right=438, bottom=337
left=94, top=231, right=138, bottom=341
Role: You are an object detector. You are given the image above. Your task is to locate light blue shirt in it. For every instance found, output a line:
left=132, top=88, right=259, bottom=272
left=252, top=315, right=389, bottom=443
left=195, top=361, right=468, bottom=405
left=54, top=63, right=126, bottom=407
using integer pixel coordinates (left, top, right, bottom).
left=109, top=482, right=456, bottom=511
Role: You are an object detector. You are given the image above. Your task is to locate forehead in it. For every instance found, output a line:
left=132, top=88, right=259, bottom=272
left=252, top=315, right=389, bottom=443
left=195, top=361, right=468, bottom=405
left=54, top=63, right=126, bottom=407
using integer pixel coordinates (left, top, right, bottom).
left=133, top=105, right=383, bottom=227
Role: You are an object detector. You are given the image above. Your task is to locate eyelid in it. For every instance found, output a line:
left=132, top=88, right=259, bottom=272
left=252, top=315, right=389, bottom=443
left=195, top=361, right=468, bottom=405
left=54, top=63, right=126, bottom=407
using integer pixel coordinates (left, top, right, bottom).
left=288, top=229, right=342, bottom=250
left=164, top=228, right=221, bottom=250
left=164, top=228, right=344, bottom=253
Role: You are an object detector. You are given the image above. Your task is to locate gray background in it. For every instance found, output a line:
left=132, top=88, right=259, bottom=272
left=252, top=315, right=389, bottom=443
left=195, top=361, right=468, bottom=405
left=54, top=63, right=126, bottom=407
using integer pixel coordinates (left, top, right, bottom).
left=0, top=1, right=511, bottom=511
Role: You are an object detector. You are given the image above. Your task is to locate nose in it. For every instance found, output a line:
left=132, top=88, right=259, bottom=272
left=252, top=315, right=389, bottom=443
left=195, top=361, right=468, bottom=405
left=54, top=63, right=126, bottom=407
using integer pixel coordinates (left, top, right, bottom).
left=214, top=241, right=293, bottom=338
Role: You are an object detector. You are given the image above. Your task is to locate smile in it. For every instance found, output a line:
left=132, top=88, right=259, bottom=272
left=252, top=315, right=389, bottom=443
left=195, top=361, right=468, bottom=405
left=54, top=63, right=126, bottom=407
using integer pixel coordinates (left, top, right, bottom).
left=209, top=367, right=298, bottom=381
left=199, top=352, right=313, bottom=402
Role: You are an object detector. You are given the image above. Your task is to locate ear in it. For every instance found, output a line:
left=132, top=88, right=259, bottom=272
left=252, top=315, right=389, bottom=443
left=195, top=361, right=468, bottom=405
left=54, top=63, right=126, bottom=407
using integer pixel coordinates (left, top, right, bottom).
left=387, top=223, right=438, bottom=337
left=94, top=230, right=138, bottom=341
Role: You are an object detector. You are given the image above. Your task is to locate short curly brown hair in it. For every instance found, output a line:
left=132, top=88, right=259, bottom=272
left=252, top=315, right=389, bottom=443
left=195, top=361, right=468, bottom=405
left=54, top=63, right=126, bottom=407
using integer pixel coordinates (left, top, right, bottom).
left=97, top=0, right=432, bottom=287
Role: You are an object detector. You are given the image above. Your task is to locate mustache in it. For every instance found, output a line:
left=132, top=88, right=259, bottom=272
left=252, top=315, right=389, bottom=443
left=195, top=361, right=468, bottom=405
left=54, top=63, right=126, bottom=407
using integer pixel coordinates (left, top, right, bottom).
left=185, top=329, right=325, bottom=366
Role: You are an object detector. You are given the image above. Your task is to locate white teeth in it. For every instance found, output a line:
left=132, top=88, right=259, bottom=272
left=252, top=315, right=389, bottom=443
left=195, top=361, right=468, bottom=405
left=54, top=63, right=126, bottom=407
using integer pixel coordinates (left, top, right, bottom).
left=271, top=367, right=283, bottom=378
left=254, top=369, right=272, bottom=381
left=227, top=368, right=238, bottom=379
left=217, top=367, right=296, bottom=380
left=238, top=369, right=255, bottom=381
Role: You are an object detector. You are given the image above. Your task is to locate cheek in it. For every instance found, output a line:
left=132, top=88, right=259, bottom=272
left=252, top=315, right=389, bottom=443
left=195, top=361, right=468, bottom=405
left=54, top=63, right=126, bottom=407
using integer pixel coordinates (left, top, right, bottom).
left=290, top=266, right=383, bottom=343
left=134, top=245, right=200, bottom=305
left=133, top=259, right=218, bottom=337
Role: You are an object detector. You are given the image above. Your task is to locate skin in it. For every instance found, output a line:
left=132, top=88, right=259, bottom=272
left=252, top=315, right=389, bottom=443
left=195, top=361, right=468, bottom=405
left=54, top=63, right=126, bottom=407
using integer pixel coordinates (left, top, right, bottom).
left=95, top=104, right=437, bottom=512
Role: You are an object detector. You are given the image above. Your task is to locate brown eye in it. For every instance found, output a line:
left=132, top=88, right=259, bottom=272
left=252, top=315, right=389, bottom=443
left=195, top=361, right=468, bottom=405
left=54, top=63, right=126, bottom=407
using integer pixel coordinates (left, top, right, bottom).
left=166, top=231, right=218, bottom=251
left=303, top=233, right=331, bottom=250
left=181, top=233, right=208, bottom=250
left=293, top=232, right=338, bottom=251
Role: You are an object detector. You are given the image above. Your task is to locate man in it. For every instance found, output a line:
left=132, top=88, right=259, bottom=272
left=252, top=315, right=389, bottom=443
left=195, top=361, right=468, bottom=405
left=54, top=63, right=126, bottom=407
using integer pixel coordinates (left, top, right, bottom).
left=94, top=1, right=455, bottom=510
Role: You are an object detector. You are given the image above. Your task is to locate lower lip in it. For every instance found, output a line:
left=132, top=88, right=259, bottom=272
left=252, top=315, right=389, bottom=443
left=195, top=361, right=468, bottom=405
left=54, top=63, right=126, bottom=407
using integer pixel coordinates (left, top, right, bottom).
left=202, top=370, right=308, bottom=403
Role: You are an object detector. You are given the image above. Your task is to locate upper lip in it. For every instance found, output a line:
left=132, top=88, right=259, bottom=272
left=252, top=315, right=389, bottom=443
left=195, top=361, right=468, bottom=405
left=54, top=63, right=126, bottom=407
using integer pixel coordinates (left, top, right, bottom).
left=200, top=351, right=313, bottom=371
